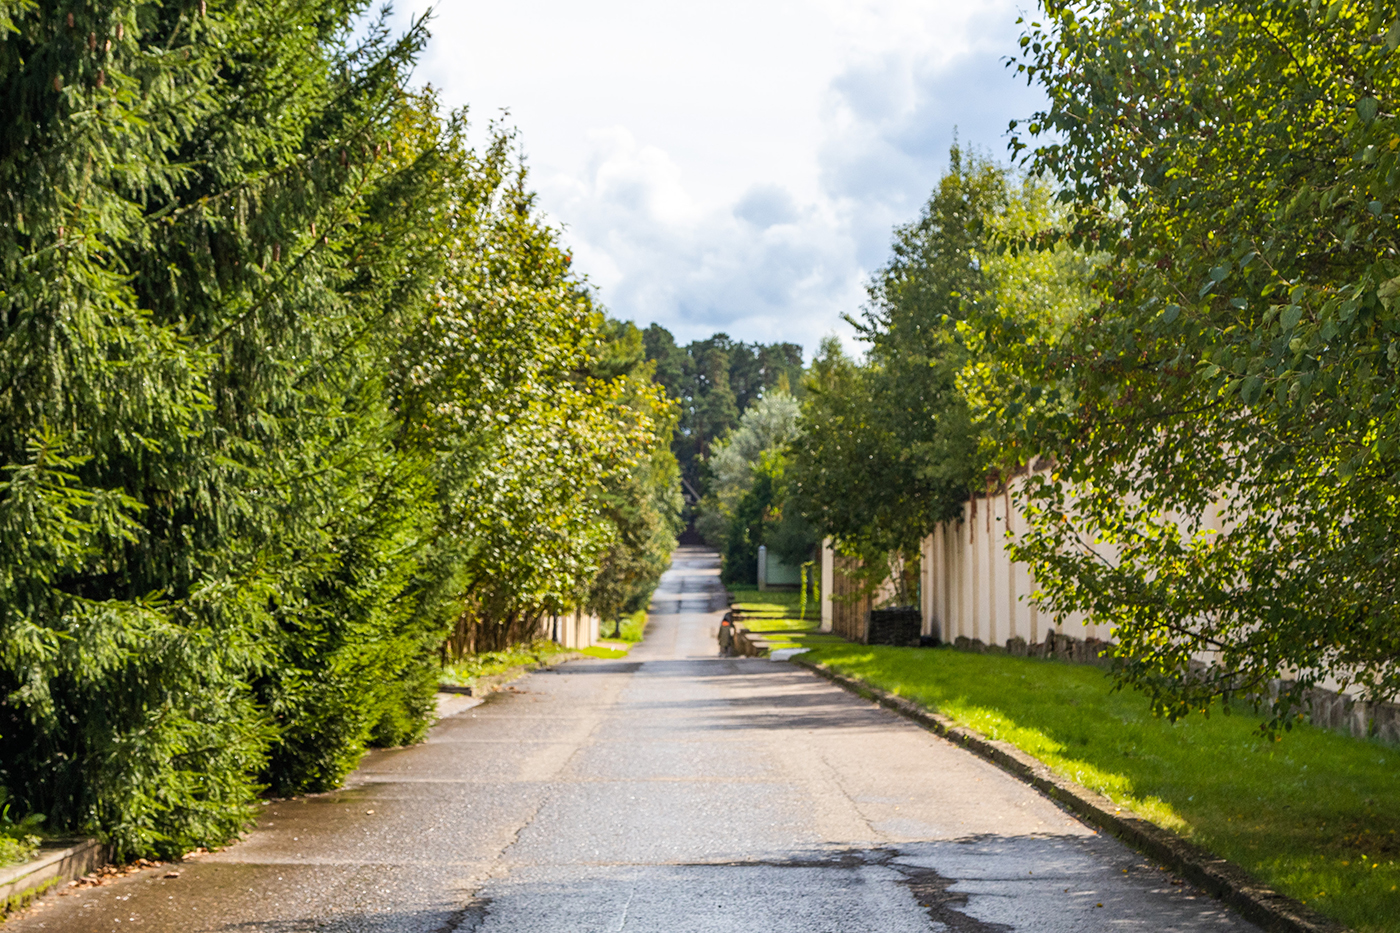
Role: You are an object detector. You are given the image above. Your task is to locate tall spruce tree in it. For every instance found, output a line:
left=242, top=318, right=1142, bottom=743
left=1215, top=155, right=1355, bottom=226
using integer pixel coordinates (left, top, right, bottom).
left=640, top=327, right=803, bottom=499
left=0, top=0, right=681, bottom=859
left=0, top=0, right=461, bottom=854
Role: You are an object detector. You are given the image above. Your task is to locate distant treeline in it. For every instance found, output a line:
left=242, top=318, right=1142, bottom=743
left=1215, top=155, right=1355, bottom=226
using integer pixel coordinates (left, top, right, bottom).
left=0, top=3, right=677, bottom=859
left=640, top=328, right=802, bottom=498
left=634, top=328, right=818, bottom=587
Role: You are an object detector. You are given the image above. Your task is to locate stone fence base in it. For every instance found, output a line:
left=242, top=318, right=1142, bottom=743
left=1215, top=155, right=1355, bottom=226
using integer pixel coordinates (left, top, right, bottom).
left=953, top=632, right=1114, bottom=668
left=1281, top=683, right=1400, bottom=746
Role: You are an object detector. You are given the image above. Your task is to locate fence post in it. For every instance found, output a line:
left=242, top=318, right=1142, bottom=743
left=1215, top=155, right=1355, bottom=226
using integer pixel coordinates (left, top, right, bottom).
left=820, top=538, right=834, bottom=633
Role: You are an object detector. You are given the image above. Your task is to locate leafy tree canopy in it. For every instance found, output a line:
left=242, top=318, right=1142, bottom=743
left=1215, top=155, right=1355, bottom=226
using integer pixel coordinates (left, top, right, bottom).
left=699, top=391, right=800, bottom=541
left=790, top=149, right=1008, bottom=578
left=1001, top=0, right=1400, bottom=724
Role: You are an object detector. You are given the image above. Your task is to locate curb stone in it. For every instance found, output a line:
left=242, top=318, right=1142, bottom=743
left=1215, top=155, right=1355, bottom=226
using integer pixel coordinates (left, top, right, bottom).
left=0, top=838, right=107, bottom=918
left=791, top=655, right=1348, bottom=933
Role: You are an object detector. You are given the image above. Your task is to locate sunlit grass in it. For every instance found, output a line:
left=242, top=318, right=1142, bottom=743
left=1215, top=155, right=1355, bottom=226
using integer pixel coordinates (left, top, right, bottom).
left=439, top=634, right=634, bottom=688
left=725, top=585, right=840, bottom=651
left=806, top=644, right=1400, bottom=932
left=582, top=644, right=630, bottom=659
left=727, top=585, right=819, bottom=621
left=439, top=639, right=575, bottom=687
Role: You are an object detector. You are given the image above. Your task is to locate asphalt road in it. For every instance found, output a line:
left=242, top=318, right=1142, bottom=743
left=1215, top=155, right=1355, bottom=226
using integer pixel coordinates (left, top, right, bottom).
left=14, top=547, right=1260, bottom=932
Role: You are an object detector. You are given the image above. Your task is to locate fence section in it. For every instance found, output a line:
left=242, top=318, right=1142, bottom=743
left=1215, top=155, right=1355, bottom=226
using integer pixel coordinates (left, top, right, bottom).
left=920, top=475, right=1104, bottom=647
left=829, top=551, right=872, bottom=642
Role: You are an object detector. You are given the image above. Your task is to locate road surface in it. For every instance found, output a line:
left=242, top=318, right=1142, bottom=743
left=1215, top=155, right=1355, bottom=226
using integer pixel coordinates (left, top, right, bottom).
left=13, top=547, right=1259, bottom=932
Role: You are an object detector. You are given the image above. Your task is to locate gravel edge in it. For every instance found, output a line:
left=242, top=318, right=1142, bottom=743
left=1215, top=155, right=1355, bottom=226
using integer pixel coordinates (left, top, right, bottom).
left=791, top=655, right=1349, bottom=933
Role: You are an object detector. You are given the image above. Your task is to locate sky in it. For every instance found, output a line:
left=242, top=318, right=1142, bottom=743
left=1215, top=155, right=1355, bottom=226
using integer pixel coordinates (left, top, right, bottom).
left=377, top=0, right=1047, bottom=354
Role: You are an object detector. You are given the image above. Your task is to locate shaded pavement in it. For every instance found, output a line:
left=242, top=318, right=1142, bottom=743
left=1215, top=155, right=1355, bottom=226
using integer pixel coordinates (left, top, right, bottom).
left=13, top=547, right=1259, bottom=932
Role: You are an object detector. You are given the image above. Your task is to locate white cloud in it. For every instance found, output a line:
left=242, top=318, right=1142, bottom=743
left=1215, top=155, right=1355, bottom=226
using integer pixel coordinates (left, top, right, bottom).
left=377, top=0, right=1046, bottom=354
left=734, top=185, right=800, bottom=229
left=542, top=128, right=859, bottom=346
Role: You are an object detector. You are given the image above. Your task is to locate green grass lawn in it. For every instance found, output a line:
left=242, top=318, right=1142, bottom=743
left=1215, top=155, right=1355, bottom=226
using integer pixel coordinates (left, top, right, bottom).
left=726, top=586, right=842, bottom=651
left=583, top=643, right=630, bottom=659
left=441, top=623, right=642, bottom=689
left=804, top=644, right=1400, bottom=931
left=727, top=585, right=819, bottom=621
left=440, top=639, right=576, bottom=688
left=739, top=616, right=845, bottom=651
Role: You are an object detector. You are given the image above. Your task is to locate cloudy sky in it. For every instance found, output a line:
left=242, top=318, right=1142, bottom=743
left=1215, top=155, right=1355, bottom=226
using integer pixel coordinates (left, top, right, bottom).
left=380, top=0, right=1046, bottom=353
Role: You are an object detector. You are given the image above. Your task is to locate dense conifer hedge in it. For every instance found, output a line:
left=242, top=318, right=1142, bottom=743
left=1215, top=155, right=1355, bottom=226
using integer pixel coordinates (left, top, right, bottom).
left=0, top=0, right=677, bottom=858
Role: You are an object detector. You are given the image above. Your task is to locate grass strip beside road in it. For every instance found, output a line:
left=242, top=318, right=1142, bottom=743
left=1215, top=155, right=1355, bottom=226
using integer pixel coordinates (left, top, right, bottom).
left=804, top=643, right=1400, bottom=933
left=740, top=620, right=845, bottom=652
left=440, top=639, right=578, bottom=689
left=441, top=619, right=642, bottom=692
left=726, top=586, right=843, bottom=651
left=583, top=643, right=631, bottom=659
left=728, top=585, right=816, bottom=620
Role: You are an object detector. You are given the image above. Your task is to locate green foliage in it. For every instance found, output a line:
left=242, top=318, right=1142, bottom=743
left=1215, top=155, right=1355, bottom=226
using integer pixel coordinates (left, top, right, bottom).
left=766, top=500, right=818, bottom=570
left=596, top=607, right=649, bottom=644
left=789, top=151, right=1014, bottom=597
left=719, top=453, right=777, bottom=586
left=710, top=420, right=822, bottom=588
left=585, top=323, right=683, bottom=628
left=618, top=608, right=649, bottom=642
left=0, top=837, right=37, bottom=870
left=698, top=390, right=812, bottom=584
left=808, top=645, right=1400, bottom=932
left=641, top=326, right=803, bottom=496
left=1000, top=0, right=1400, bottom=722
left=700, top=391, right=800, bottom=541
left=0, top=788, right=43, bottom=868
left=0, top=0, right=675, bottom=860
left=640, top=327, right=807, bottom=588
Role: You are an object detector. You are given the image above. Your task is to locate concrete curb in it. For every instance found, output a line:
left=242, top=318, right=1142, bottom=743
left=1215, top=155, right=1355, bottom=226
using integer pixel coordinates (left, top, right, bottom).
left=0, top=838, right=107, bottom=917
left=792, top=656, right=1348, bottom=933
left=433, top=691, right=485, bottom=720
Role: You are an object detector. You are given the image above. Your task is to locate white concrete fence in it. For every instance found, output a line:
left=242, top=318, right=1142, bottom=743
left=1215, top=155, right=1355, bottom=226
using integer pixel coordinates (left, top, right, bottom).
left=815, top=473, right=1400, bottom=743
left=918, top=473, right=1094, bottom=646
left=817, top=474, right=1072, bottom=644
left=547, top=608, right=601, bottom=650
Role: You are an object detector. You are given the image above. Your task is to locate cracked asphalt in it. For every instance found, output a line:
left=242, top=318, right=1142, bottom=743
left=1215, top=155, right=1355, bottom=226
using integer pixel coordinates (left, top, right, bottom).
left=13, top=547, right=1261, bottom=932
